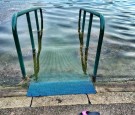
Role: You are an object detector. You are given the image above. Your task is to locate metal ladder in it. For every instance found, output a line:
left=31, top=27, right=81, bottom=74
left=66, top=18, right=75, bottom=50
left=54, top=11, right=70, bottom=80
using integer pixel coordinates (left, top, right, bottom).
left=12, top=7, right=43, bottom=79
left=78, top=8, right=105, bottom=82
left=12, top=7, right=105, bottom=82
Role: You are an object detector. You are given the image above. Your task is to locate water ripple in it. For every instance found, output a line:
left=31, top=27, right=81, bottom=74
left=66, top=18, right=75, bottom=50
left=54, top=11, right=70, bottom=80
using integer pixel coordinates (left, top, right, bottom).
left=1, top=0, right=135, bottom=78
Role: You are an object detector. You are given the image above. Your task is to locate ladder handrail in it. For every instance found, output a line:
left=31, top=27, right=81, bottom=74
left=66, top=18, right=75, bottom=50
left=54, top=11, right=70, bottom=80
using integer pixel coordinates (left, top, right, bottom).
left=12, top=7, right=43, bottom=79
left=78, top=8, right=105, bottom=82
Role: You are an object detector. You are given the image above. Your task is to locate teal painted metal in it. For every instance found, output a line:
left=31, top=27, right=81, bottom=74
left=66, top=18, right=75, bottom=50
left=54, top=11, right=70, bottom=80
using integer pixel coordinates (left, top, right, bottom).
left=82, top=11, right=86, bottom=35
left=34, top=10, right=39, bottom=32
left=26, top=12, right=35, bottom=51
left=12, top=7, right=43, bottom=79
left=12, top=7, right=104, bottom=82
left=78, top=10, right=81, bottom=32
left=12, top=14, right=26, bottom=79
left=79, top=8, right=105, bottom=82
left=86, top=14, right=93, bottom=48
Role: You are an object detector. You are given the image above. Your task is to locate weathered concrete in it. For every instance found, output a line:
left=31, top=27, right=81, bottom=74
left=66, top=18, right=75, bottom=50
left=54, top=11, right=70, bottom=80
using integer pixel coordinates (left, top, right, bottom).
left=95, top=81, right=135, bottom=92
left=0, top=92, right=135, bottom=109
left=0, top=97, right=31, bottom=109
left=0, top=81, right=135, bottom=110
left=0, top=104, right=135, bottom=115
left=0, top=87, right=26, bottom=97
left=88, top=92, right=135, bottom=104
left=32, top=94, right=88, bottom=107
left=0, top=81, right=135, bottom=97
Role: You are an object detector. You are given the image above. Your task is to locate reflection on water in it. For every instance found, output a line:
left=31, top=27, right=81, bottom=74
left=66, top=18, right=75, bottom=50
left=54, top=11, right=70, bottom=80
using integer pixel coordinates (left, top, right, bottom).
left=0, top=0, right=135, bottom=86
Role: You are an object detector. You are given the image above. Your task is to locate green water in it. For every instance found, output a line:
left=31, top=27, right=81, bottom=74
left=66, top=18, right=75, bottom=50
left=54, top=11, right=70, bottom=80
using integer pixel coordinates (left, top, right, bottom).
left=0, top=0, right=135, bottom=86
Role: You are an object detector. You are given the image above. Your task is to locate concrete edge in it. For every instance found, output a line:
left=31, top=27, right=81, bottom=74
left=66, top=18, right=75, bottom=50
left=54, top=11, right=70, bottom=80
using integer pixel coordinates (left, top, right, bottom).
left=1, top=80, right=135, bottom=97
left=0, top=94, right=89, bottom=109
left=0, top=103, right=135, bottom=115
left=0, top=91, right=135, bottom=109
left=88, top=92, right=135, bottom=104
left=95, top=81, right=135, bottom=92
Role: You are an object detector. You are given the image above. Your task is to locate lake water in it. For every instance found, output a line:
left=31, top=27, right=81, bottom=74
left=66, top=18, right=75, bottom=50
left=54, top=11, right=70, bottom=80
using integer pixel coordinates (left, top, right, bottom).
left=0, top=0, right=135, bottom=86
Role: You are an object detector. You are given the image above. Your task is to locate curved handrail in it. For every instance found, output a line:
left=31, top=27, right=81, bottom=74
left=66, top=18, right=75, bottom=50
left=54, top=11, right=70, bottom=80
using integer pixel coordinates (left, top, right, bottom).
left=12, top=7, right=43, bottom=79
left=78, top=8, right=105, bottom=82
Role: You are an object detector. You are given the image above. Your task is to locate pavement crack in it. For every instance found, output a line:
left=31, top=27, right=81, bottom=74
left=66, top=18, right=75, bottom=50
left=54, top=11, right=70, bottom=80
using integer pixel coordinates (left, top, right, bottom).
left=86, top=94, right=91, bottom=104
left=30, top=97, right=33, bottom=107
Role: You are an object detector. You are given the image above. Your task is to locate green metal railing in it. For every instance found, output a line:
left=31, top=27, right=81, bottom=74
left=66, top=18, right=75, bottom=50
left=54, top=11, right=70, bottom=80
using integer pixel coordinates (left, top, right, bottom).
left=12, top=7, right=104, bottom=82
left=12, top=7, right=43, bottom=79
left=78, top=8, right=105, bottom=82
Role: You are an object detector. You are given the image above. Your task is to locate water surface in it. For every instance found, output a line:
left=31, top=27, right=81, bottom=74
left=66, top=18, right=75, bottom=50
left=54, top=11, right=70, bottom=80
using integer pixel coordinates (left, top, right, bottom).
left=0, top=0, right=135, bottom=86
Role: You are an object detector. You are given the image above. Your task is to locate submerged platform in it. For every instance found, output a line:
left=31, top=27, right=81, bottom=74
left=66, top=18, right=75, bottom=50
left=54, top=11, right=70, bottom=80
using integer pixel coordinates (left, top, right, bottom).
left=27, top=46, right=96, bottom=97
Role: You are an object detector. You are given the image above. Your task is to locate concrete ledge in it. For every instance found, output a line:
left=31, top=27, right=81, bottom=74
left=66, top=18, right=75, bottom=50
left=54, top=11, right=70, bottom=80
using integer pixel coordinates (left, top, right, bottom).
left=0, top=97, right=32, bottom=109
left=0, top=81, right=135, bottom=97
left=0, top=104, right=135, bottom=115
left=32, top=94, right=88, bottom=107
left=0, top=81, right=135, bottom=109
left=0, top=92, right=135, bottom=109
left=0, top=87, right=26, bottom=97
left=88, top=92, right=135, bottom=104
left=95, top=81, right=135, bottom=92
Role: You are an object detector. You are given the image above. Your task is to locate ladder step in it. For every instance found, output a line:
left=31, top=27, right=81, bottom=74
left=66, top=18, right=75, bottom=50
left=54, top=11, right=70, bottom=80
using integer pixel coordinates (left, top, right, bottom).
left=27, top=80, right=96, bottom=97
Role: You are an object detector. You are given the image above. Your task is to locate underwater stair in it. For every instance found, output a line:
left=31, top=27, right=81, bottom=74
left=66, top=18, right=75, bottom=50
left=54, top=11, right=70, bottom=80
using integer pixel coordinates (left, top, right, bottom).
left=12, top=7, right=105, bottom=97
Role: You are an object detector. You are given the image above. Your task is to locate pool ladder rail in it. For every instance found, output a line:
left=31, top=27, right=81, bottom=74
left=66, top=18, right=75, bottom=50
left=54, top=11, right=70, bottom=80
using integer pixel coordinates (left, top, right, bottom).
left=12, top=7, right=105, bottom=82
left=12, top=7, right=43, bottom=80
left=78, top=8, right=105, bottom=82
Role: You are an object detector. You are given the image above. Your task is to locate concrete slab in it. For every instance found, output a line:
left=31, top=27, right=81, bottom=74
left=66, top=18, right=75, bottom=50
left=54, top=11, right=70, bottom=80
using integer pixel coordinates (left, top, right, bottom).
left=0, top=87, right=27, bottom=97
left=95, top=81, right=135, bottom=92
left=0, top=81, right=135, bottom=98
left=0, top=103, right=135, bottom=115
left=32, top=94, right=88, bottom=107
left=0, top=97, right=32, bottom=109
left=88, top=92, right=135, bottom=104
